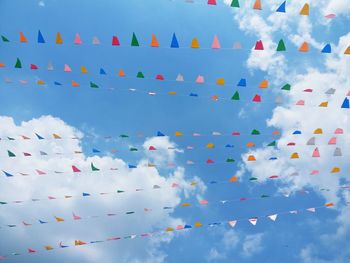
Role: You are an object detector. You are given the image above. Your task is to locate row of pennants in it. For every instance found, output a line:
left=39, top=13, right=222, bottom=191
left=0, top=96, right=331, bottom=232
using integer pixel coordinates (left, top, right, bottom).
left=0, top=161, right=345, bottom=179
left=2, top=31, right=350, bottom=54
left=0, top=192, right=338, bottom=229
left=0, top=127, right=345, bottom=141
left=3, top=78, right=350, bottom=108
left=0, top=143, right=346, bottom=160
left=0, top=173, right=345, bottom=206
left=5, top=59, right=348, bottom=95
left=0, top=202, right=336, bottom=260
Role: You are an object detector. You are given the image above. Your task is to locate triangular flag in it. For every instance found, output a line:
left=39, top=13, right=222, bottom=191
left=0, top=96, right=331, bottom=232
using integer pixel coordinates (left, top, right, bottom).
left=312, top=147, right=320, bottom=157
left=334, top=128, right=343, bottom=134
left=216, top=78, right=225, bottom=85
left=191, top=37, right=200, bottom=48
left=253, top=0, right=262, bottom=10
left=176, top=74, right=184, bottom=81
left=112, top=36, right=120, bottom=46
left=331, top=167, right=340, bottom=173
left=334, top=147, right=342, bottom=157
left=341, top=98, right=349, bottom=108
left=75, top=240, right=87, bottom=246
left=72, top=165, right=81, bottom=173
left=7, top=150, right=16, bottom=157
left=306, top=207, right=316, bottom=212
left=73, top=212, right=81, bottom=220
left=276, top=39, right=286, bottom=51
left=299, top=42, right=309, bottom=52
left=212, top=35, right=220, bottom=49
left=307, top=137, right=316, bottom=145
left=118, top=68, right=125, bottom=77
left=100, top=68, right=106, bottom=75
left=300, top=3, right=309, bottom=16
left=150, top=34, right=159, bottom=47
left=74, top=33, right=82, bottom=44
left=1, top=35, right=9, bottom=42
left=328, top=137, right=337, bottom=145
left=81, top=66, right=88, bottom=73
left=91, top=163, right=100, bottom=171
left=291, top=152, right=299, bottom=159
left=237, top=78, right=246, bottom=87
left=44, top=246, right=54, bottom=250
left=321, top=44, right=331, bottom=53
left=259, top=80, right=268, bottom=88
left=90, top=81, right=99, bottom=88
left=71, top=80, right=80, bottom=87
left=35, top=133, right=44, bottom=139
left=64, top=64, right=72, bottom=72
left=92, top=36, right=100, bottom=45
left=28, top=248, right=36, bottom=253
left=231, top=0, right=239, bottom=8
left=282, top=83, right=291, bottom=91
left=14, top=58, right=22, bottom=68
left=136, top=71, right=145, bottom=78
left=47, top=61, right=54, bottom=71
left=207, top=0, right=216, bottom=5
left=37, top=30, right=45, bottom=43
left=228, top=220, right=237, bottom=227
left=268, top=214, right=278, bottom=221
left=55, top=216, right=64, bottom=222
left=196, top=75, right=205, bottom=83
left=53, top=133, right=61, bottom=139
left=3, top=171, right=14, bottom=177
left=254, top=40, right=264, bottom=50
left=19, top=32, right=27, bottom=43
left=344, top=46, right=350, bottom=55
left=131, top=32, right=139, bottom=46
left=56, top=32, right=63, bottom=44
left=252, top=94, right=261, bottom=102
left=276, top=1, right=286, bottom=12
left=249, top=218, right=258, bottom=225
left=170, top=33, right=179, bottom=48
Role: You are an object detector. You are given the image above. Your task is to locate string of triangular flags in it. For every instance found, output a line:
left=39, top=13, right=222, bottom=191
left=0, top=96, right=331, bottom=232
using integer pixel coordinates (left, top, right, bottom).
left=2, top=31, right=350, bottom=54
left=3, top=78, right=349, bottom=108
left=0, top=202, right=337, bottom=260
left=0, top=127, right=345, bottom=142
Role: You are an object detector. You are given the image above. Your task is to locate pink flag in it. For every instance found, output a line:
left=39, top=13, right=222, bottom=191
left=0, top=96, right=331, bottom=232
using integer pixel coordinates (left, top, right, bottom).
left=74, top=33, right=82, bottom=44
left=211, top=35, right=220, bottom=49
left=312, top=147, right=320, bottom=157
left=196, top=75, right=205, bottom=83
left=64, top=64, right=72, bottom=72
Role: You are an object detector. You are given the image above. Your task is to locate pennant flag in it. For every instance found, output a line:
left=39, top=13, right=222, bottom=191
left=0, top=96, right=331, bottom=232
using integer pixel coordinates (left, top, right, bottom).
left=252, top=94, right=261, bottom=102
left=299, top=42, right=309, bottom=52
left=53, top=133, right=61, bottom=139
left=231, top=91, right=240, bottom=100
left=291, top=152, right=299, bottom=159
left=91, top=163, right=100, bottom=171
left=328, top=137, right=337, bottom=145
left=251, top=129, right=260, bottom=135
left=74, top=33, right=82, bottom=44
left=92, top=36, right=100, bottom=45
left=307, top=137, right=316, bottom=145
left=237, top=78, right=246, bottom=87
left=30, top=64, right=38, bottom=70
left=156, top=74, right=164, bottom=80
left=277, top=39, right=286, bottom=51
left=176, top=74, right=184, bottom=81
left=3, top=171, right=14, bottom=177
left=191, top=37, right=200, bottom=48
left=331, top=167, right=340, bottom=173
left=157, top=131, right=165, bottom=136
left=28, top=248, right=36, bottom=253
left=229, top=176, right=238, bottom=182
left=253, top=0, right=262, bottom=10
left=321, top=44, right=331, bottom=53
left=268, top=141, right=276, bottom=146
left=325, top=14, right=336, bottom=19
left=282, top=83, right=291, bottom=91
left=306, top=207, right=316, bottom=213
left=150, top=34, right=159, bottom=47
left=73, top=212, right=82, bottom=220
left=249, top=217, right=258, bottom=225
left=341, top=98, right=349, bottom=108
left=170, top=33, right=179, bottom=48
left=136, top=71, right=145, bottom=78
left=254, top=40, right=264, bottom=50
left=344, top=46, right=350, bottom=55
left=131, top=33, right=139, bottom=46
left=300, top=3, right=310, bottom=16
left=247, top=155, right=256, bottom=161
left=259, top=80, right=268, bottom=88
left=72, top=165, right=81, bottom=173
left=196, top=75, right=205, bottom=83
left=175, top=131, right=183, bottom=136
left=55, top=216, right=64, bottom=222
left=59, top=242, right=69, bottom=248
left=56, top=32, right=63, bottom=44
left=312, top=147, right=320, bottom=157
left=208, top=0, right=216, bottom=5
left=194, top=221, right=203, bottom=227
left=1, top=35, right=9, bottom=42
left=334, top=147, right=342, bottom=157
left=268, top=214, right=278, bottom=221
left=112, top=36, right=120, bottom=46
left=35, top=133, right=44, bottom=139
left=276, top=1, right=286, bottom=12
left=99, top=68, right=106, bottom=75
left=216, top=78, right=225, bottom=85
left=47, top=61, right=54, bottom=70
left=7, top=150, right=16, bottom=157
left=325, top=203, right=334, bottom=207
left=334, top=128, right=343, bottom=134
left=212, top=35, right=220, bottom=49
left=37, top=30, right=45, bottom=43
left=44, top=246, right=54, bottom=251
left=14, top=58, right=22, bottom=68
left=90, top=81, right=99, bottom=88
left=19, top=32, right=27, bottom=43
left=82, top=192, right=90, bottom=196
left=64, top=64, right=72, bottom=72
left=231, top=0, right=239, bottom=8
left=118, top=68, right=125, bottom=77
left=313, top=128, right=323, bottom=134
left=228, top=220, right=237, bottom=227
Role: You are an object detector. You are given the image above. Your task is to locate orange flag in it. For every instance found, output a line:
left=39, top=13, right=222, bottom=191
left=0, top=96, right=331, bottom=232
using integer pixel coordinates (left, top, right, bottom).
left=56, top=32, right=63, bottom=44
left=300, top=3, right=309, bottom=16
left=299, top=42, right=309, bottom=52
left=191, top=38, right=200, bottom=48
left=19, top=32, right=28, bottom=43
left=150, top=34, right=159, bottom=47
left=253, top=0, right=262, bottom=10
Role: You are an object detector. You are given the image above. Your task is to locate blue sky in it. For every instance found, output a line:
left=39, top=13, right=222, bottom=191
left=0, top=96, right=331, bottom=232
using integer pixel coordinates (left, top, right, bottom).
left=0, top=0, right=350, bottom=262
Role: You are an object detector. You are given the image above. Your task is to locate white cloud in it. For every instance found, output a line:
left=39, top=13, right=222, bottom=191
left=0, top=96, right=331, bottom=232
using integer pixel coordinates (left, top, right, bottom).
left=0, top=115, right=205, bottom=262
left=241, top=233, right=264, bottom=258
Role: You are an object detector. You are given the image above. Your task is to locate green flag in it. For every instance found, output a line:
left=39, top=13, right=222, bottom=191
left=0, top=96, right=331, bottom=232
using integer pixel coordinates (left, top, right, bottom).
left=1, top=35, right=9, bottom=42
left=251, top=129, right=260, bottom=135
left=267, top=141, right=276, bottom=147
left=131, top=33, right=139, bottom=46
left=276, top=39, right=286, bottom=51
left=249, top=177, right=258, bottom=181
left=91, top=163, right=100, bottom=171
left=231, top=0, right=240, bottom=7
left=226, top=158, right=235, bottom=163
left=90, top=81, right=99, bottom=88
left=231, top=91, right=240, bottom=100
left=130, top=147, right=138, bottom=151
left=281, top=83, right=291, bottom=91
left=14, top=58, right=22, bottom=68
left=136, top=71, right=145, bottom=78
left=7, top=150, right=16, bottom=157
